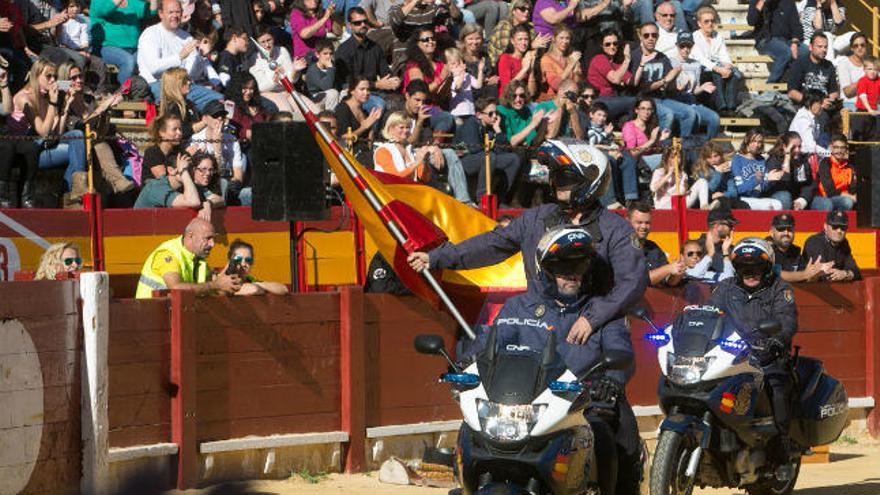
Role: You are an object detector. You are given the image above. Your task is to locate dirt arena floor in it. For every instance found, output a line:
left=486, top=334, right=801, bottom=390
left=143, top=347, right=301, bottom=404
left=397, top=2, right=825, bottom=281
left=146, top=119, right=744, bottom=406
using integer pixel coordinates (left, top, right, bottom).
left=173, top=439, right=880, bottom=495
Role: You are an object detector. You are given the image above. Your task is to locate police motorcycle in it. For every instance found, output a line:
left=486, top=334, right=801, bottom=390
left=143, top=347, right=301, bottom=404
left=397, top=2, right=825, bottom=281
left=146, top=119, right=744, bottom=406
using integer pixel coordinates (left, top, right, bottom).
left=414, top=330, right=632, bottom=495
left=638, top=306, right=849, bottom=495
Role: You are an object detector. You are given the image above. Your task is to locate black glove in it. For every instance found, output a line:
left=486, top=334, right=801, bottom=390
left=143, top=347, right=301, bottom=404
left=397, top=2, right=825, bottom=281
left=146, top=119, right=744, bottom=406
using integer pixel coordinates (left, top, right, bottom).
left=589, top=375, right=623, bottom=405
left=766, top=337, right=788, bottom=357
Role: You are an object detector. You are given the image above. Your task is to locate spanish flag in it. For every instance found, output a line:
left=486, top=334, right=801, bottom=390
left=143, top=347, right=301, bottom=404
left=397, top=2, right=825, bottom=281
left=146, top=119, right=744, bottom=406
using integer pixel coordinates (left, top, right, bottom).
left=287, top=91, right=526, bottom=319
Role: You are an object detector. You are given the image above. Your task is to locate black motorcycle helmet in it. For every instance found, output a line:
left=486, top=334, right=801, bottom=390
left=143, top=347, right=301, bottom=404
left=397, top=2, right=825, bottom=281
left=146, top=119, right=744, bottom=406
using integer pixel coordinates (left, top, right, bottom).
left=537, top=140, right=610, bottom=211
left=729, top=237, right=776, bottom=293
left=535, top=226, right=596, bottom=301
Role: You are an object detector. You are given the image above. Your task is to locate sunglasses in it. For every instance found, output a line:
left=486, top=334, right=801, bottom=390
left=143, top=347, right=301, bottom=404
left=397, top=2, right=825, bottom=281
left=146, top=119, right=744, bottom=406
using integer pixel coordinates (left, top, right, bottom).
left=579, top=93, right=595, bottom=99
left=775, top=226, right=793, bottom=232
left=658, top=12, right=675, bottom=17
left=642, top=32, right=659, bottom=39
left=419, top=37, right=436, bottom=43
left=46, top=73, right=57, bottom=79
left=603, top=41, right=618, bottom=47
left=63, top=257, right=82, bottom=266
left=513, top=92, right=527, bottom=99
left=349, top=19, right=367, bottom=26
left=70, top=74, right=83, bottom=81
left=483, top=110, right=497, bottom=116
left=515, top=5, right=530, bottom=11
left=700, top=18, right=716, bottom=24
left=829, top=224, right=848, bottom=231
left=685, top=251, right=703, bottom=257
left=232, top=255, right=254, bottom=264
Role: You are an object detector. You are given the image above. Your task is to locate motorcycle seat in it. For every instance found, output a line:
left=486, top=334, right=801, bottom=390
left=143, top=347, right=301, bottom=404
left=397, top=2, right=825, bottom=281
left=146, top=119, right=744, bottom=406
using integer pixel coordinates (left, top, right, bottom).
left=794, top=357, right=823, bottom=403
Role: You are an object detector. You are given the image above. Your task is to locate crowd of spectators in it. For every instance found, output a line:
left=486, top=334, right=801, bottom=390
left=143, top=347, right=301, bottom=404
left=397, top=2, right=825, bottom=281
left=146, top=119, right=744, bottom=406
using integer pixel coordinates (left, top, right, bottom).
left=0, top=0, right=874, bottom=213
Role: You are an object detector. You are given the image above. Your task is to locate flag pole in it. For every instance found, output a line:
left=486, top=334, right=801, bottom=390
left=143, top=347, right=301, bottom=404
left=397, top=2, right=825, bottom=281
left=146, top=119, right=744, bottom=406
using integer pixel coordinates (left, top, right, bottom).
left=283, top=84, right=476, bottom=340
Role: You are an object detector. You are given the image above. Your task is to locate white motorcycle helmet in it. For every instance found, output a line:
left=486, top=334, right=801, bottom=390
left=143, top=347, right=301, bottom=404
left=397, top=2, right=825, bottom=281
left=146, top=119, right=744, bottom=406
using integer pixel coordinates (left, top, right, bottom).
left=535, top=226, right=596, bottom=299
left=729, top=237, right=776, bottom=292
left=536, top=140, right=610, bottom=210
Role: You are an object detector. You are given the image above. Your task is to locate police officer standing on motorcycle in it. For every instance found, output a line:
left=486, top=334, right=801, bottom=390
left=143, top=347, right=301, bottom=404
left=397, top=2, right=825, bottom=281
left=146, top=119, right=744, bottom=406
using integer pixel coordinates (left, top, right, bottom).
left=708, top=237, right=799, bottom=473
left=407, top=142, right=646, bottom=494
left=464, top=226, right=637, bottom=495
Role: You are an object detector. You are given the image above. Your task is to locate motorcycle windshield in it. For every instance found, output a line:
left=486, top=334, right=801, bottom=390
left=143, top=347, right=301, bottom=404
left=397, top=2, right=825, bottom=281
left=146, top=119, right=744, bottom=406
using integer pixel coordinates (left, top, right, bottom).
left=671, top=307, right=737, bottom=357
left=476, top=331, right=566, bottom=405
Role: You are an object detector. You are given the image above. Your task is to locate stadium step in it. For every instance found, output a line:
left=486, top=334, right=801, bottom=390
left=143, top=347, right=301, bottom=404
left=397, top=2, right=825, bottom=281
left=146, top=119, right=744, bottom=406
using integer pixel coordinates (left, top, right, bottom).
left=745, top=80, right=786, bottom=92
left=731, top=54, right=772, bottom=63
left=720, top=116, right=761, bottom=127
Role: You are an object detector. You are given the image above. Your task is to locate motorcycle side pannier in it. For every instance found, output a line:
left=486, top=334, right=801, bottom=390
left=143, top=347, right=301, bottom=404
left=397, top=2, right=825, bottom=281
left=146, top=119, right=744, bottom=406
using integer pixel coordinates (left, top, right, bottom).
left=790, top=357, right=849, bottom=447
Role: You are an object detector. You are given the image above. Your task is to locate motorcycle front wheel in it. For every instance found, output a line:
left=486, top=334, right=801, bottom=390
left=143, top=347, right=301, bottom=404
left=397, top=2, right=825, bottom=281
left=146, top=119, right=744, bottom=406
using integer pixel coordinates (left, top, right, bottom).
left=649, top=430, right=698, bottom=495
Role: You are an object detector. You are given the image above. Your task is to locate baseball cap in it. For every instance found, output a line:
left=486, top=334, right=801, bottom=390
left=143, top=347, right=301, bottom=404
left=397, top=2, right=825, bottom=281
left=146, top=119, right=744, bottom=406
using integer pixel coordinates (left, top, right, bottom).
left=826, top=209, right=849, bottom=227
left=772, top=213, right=795, bottom=229
left=202, top=100, right=228, bottom=118
left=707, top=207, right=739, bottom=226
left=676, top=31, right=694, bottom=46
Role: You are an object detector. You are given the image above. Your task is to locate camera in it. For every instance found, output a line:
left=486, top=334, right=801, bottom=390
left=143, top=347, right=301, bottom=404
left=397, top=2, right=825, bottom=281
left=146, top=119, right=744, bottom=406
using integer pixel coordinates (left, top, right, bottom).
left=57, top=80, right=71, bottom=92
left=563, top=90, right=578, bottom=101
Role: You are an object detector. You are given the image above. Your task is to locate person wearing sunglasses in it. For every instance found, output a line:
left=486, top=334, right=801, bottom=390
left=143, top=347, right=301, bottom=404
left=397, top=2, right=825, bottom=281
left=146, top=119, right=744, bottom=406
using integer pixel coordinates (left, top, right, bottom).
left=803, top=209, right=861, bottom=282
left=678, top=238, right=733, bottom=284
left=486, top=0, right=551, bottom=67
left=691, top=5, right=742, bottom=115
left=35, top=242, right=83, bottom=280
left=766, top=213, right=830, bottom=283
left=836, top=32, right=867, bottom=111
left=224, top=239, right=289, bottom=295
left=586, top=30, right=638, bottom=123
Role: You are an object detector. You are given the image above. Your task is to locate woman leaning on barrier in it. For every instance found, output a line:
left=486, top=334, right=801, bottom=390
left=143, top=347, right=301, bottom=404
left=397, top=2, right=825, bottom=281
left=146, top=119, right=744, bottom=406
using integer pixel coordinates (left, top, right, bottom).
left=0, top=61, right=40, bottom=208
left=35, top=242, right=82, bottom=280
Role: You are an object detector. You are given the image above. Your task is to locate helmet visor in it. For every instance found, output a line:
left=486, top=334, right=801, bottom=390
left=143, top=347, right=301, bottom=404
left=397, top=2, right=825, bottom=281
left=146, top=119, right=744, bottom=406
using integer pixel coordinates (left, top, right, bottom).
left=550, top=166, right=586, bottom=188
left=733, top=258, right=768, bottom=278
left=542, top=256, right=591, bottom=277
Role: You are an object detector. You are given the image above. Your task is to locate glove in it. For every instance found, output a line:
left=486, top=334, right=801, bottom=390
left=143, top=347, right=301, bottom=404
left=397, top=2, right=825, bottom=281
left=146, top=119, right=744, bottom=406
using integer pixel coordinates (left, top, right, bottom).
left=589, top=375, right=623, bottom=405
left=766, top=337, right=787, bottom=357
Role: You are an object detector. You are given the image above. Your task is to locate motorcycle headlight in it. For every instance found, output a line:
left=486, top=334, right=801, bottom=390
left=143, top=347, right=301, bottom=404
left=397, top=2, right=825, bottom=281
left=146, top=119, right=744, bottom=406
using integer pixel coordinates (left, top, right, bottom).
left=666, top=353, right=715, bottom=385
left=476, top=399, right=547, bottom=442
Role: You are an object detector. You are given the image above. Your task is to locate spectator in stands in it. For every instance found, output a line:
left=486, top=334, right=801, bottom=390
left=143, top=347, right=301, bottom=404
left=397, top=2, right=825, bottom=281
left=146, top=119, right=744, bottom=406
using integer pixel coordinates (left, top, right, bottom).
left=58, top=0, right=108, bottom=92
left=541, top=78, right=584, bottom=139
left=583, top=100, right=622, bottom=204
left=630, top=22, right=691, bottom=137
left=587, top=29, right=636, bottom=123
left=225, top=239, right=289, bottom=295
left=692, top=141, right=740, bottom=209
left=0, top=66, right=39, bottom=208
left=619, top=96, right=670, bottom=203
left=333, top=8, right=401, bottom=102
left=35, top=242, right=81, bottom=280
left=650, top=145, right=709, bottom=209
left=458, top=23, right=499, bottom=99
left=698, top=207, right=737, bottom=280
left=497, top=24, right=537, bottom=97
left=788, top=33, right=840, bottom=109
left=731, top=128, right=784, bottom=210
left=190, top=30, right=223, bottom=90
left=789, top=91, right=830, bottom=156
left=539, top=25, right=581, bottom=101
left=159, top=67, right=204, bottom=141
left=305, top=39, right=341, bottom=112
left=215, top=27, right=249, bottom=87
left=290, top=0, right=334, bottom=59
left=335, top=75, right=383, bottom=155
left=837, top=32, right=867, bottom=111
left=189, top=152, right=225, bottom=221
left=497, top=79, right=550, bottom=147
left=135, top=217, right=241, bottom=298
left=137, top=0, right=222, bottom=109
left=765, top=131, right=815, bottom=210
left=655, top=1, right=679, bottom=59
left=455, top=96, right=521, bottom=202
left=142, top=113, right=185, bottom=183
left=0, top=0, right=31, bottom=91
left=250, top=25, right=308, bottom=115
left=15, top=0, right=73, bottom=65
left=388, top=0, right=461, bottom=62
left=803, top=209, right=861, bottom=281
left=766, top=213, right=828, bottom=282
left=373, top=110, right=440, bottom=183
left=404, top=28, right=450, bottom=98
left=628, top=202, right=686, bottom=286
left=633, top=0, right=686, bottom=32
left=446, top=47, right=481, bottom=121
left=190, top=100, right=249, bottom=206
left=692, top=6, right=742, bottom=114
left=360, top=0, right=400, bottom=58
left=682, top=237, right=733, bottom=283
left=462, top=0, right=508, bottom=39
left=748, top=0, right=806, bottom=83
left=56, top=62, right=135, bottom=195
left=486, top=0, right=550, bottom=66
left=532, top=0, right=579, bottom=37
left=855, top=56, right=880, bottom=124
left=10, top=59, right=88, bottom=207
left=133, top=148, right=202, bottom=209
left=814, top=134, right=855, bottom=210
left=800, top=0, right=855, bottom=60
left=90, top=0, right=157, bottom=86
left=670, top=31, right=720, bottom=138
left=224, top=72, right=272, bottom=144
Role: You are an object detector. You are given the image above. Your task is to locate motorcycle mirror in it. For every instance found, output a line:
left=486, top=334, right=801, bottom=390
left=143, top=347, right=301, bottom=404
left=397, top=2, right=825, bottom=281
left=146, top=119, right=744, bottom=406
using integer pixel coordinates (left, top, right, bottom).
left=603, top=350, right=633, bottom=371
left=757, top=320, right=782, bottom=336
left=414, top=334, right=446, bottom=355
left=630, top=306, right=662, bottom=333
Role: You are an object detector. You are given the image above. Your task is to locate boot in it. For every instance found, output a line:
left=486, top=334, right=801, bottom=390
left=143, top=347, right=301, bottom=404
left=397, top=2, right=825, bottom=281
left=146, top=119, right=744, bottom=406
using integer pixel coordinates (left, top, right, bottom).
left=64, top=171, right=89, bottom=209
left=94, top=142, right=135, bottom=194
left=20, top=181, right=36, bottom=208
left=0, top=180, right=12, bottom=208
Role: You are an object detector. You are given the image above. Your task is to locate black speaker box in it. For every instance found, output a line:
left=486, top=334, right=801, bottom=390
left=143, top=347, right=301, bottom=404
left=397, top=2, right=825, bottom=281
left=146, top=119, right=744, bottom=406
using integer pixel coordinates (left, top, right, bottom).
left=251, top=122, right=330, bottom=222
left=854, top=144, right=880, bottom=229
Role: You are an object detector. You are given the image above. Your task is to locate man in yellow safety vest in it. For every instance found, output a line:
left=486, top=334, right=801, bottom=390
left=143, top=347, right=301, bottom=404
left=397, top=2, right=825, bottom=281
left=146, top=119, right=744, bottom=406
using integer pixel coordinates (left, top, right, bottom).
left=135, top=218, right=241, bottom=298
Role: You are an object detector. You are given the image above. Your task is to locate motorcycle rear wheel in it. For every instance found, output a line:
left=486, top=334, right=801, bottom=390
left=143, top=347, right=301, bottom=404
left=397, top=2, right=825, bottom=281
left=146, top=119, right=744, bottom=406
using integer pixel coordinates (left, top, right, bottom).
left=649, top=430, right=697, bottom=495
left=745, top=457, right=801, bottom=495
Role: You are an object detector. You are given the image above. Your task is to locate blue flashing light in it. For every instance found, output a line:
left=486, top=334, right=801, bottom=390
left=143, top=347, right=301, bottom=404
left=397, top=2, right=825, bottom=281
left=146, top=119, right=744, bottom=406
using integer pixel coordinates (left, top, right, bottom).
left=644, top=332, right=670, bottom=346
left=549, top=381, right=584, bottom=393
left=440, top=372, right=480, bottom=385
left=714, top=338, right=749, bottom=354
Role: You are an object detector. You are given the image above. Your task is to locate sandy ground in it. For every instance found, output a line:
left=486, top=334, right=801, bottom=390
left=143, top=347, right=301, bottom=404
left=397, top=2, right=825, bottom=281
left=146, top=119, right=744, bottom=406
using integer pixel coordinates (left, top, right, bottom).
left=172, top=440, right=880, bottom=495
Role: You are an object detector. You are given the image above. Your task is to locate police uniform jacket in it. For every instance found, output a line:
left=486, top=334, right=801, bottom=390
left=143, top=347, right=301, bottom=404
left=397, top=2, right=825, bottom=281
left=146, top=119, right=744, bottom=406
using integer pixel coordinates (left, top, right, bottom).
left=708, top=276, right=798, bottom=343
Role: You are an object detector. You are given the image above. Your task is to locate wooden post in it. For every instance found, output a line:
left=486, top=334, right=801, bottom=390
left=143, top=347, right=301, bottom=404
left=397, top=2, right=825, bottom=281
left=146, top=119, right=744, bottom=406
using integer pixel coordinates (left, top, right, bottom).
left=480, top=133, right=498, bottom=218
left=842, top=108, right=850, bottom=138
left=171, top=290, right=198, bottom=488
left=672, top=138, right=682, bottom=196
left=484, top=133, right=492, bottom=196
left=85, top=123, right=95, bottom=194
left=865, top=278, right=880, bottom=437
left=351, top=210, right=366, bottom=286
left=339, top=286, right=366, bottom=472
left=874, top=7, right=879, bottom=58
left=81, top=272, right=110, bottom=494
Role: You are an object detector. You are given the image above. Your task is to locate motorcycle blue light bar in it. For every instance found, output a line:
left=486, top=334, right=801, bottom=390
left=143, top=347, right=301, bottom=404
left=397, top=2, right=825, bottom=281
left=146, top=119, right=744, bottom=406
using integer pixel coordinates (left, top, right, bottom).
left=440, top=372, right=480, bottom=385
left=644, top=332, right=670, bottom=346
left=714, top=338, right=749, bottom=354
left=549, top=381, right=583, bottom=392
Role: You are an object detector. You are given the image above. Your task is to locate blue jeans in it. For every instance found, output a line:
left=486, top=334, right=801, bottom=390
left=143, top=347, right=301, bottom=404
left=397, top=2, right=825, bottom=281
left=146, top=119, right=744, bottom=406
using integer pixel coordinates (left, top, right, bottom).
left=756, top=37, right=808, bottom=83
left=37, top=130, right=86, bottom=191
left=100, top=46, right=136, bottom=85
left=770, top=190, right=793, bottom=210
left=149, top=81, right=223, bottom=112
left=691, top=104, right=720, bottom=137
left=618, top=151, right=641, bottom=201
left=710, top=69, right=743, bottom=111
left=657, top=99, right=696, bottom=136
left=634, top=0, right=687, bottom=30
left=811, top=195, right=854, bottom=210
left=596, top=96, right=637, bottom=122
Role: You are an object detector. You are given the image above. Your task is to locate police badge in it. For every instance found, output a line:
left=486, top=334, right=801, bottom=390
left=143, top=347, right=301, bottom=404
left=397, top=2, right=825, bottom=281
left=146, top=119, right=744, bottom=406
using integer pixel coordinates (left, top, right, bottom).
left=535, top=304, right=546, bottom=317
left=783, top=289, right=794, bottom=303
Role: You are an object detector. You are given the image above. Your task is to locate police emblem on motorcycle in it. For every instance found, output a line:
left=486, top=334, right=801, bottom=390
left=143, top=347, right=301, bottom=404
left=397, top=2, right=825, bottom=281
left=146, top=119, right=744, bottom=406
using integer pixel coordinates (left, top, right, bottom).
left=372, top=268, right=387, bottom=280
left=535, top=304, right=546, bottom=317
left=783, top=289, right=794, bottom=303
left=578, top=150, right=593, bottom=163
left=734, top=382, right=752, bottom=415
